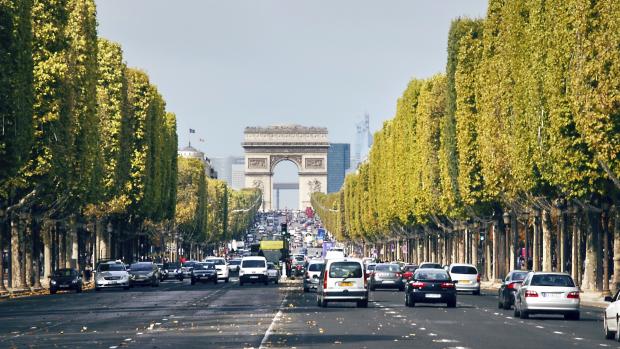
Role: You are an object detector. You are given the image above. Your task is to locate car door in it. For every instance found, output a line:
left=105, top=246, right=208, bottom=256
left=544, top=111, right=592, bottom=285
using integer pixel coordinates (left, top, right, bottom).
left=499, top=274, right=510, bottom=300
left=517, top=273, right=531, bottom=309
left=607, top=290, right=620, bottom=331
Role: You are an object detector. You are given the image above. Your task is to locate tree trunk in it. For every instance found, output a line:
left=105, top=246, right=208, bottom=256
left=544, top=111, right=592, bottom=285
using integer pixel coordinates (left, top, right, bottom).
left=485, top=225, right=492, bottom=281
left=603, top=209, right=611, bottom=296
left=571, top=211, right=580, bottom=284
left=59, top=225, right=66, bottom=269
left=32, top=219, right=41, bottom=289
left=542, top=210, right=552, bottom=272
left=472, top=230, right=479, bottom=271
left=582, top=211, right=598, bottom=291
left=24, top=217, right=32, bottom=289
left=0, top=219, right=7, bottom=292
left=612, top=207, right=620, bottom=293
left=10, top=215, right=24, bottom=290
left=559, top=211, right=566, bottom=273
left=492, top=223, right=498, bottom=281
left=43, top=221, right=52, bottom=286
left=68, top=218, right=78, bottom=269
left=533, top=217, right=540, bottom=272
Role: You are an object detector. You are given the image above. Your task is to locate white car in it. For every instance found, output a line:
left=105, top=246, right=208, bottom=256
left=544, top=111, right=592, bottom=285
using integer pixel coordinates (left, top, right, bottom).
left=317, top=258, right=368, bottom=308
left=514, top=272, right=580, bottom=320
left=95, top=261, right=130, bottom=291
left=604, top=290, right=620, bottom=340
left=448, top=263, right=480, bottom=295
left=205, top=257, right=229, bottom=282
left=239, top=256, right=268, bottom=286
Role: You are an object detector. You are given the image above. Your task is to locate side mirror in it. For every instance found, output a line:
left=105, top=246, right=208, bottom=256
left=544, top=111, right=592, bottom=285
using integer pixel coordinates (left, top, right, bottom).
left=605, top=296, right=613, bottom=302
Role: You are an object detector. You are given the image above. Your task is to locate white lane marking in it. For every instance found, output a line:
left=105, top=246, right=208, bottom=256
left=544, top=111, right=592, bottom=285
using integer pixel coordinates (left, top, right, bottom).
left=259, top=294, right=288, bottom=349
left=553, top=331, right=563, bottom=334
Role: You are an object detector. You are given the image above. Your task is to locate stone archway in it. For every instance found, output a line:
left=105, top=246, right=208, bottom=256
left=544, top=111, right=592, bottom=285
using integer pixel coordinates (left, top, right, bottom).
left=243, top=125, right=328, bottom=211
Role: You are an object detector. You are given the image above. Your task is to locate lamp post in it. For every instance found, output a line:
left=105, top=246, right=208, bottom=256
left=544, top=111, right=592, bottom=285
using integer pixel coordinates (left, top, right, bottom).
left=503, top=211, right=512, bottom=272
left=532, top=208, right=541, bottom=271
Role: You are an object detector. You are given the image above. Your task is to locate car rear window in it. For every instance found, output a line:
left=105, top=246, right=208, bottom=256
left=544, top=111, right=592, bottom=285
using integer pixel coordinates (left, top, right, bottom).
left=54, top=269, right=75, bottom=277
left=511, top=272, right=528, bottom=281
left=415, top=270, right=450, bottom=281
left=451, top=266, right=477, bottom=274
left=329, top=262, right=362, bottom=278
left=308, top=263, right=324, bottom=272
left=404, top=266, right=418, bottom=272
left=367, top=265, right=376, bottom=271
left=420, top=263, right=442, bottom=269
left=376, top=264, right=400, bottom=272
left=130, top=263, right=153, bottom=271
left=208, top=259, right=225, bottom=265
left=230, top=260, right=241, bottom=265
left=242, top=260, right=266, bottom=268
left=530, top=274, right=575, bottom=287
left=98, top=263, right=125, bottom=272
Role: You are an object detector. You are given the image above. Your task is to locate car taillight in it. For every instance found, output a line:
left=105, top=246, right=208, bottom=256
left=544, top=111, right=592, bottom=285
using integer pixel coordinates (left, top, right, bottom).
left=477, top=274, right=481, bottom=283
left=567, top=291, right=579, bottom=299
left=525, top=290, right=538, bottom=298
left=507, top=282, right=515, bottom=290
left=395, top=273, right=402, bottom=278
left=410, top=281, right=426, bottom=289
left=323, top=272, right=328, bottom=289
left=440, top=282, right=455, bottom=289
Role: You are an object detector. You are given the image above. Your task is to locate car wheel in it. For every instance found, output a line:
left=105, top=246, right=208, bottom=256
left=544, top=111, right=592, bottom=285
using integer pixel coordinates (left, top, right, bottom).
left=239, top=281, right=244, bottom=286
left=605, top=317, right=615, bottom=339
left=123, top=286, right=130, bottom=290
left=520, top=309, right=529, bottom=319
left=274, top=279, right=279, bottom=285
left=213, top=279, right=217, bottom=285
left=503, top=299, right=512, bottom=310
left=316, top=296, right=322, bottom=307
left=50, top=289, right=57, bottom=295
left=95, top=287, right=101, bottom=292
left=303, top=287, right=309, bottom=293
left=357, top=299, right=368, bottom=308
left=399, top=285, right=405, bottom=292
left=370, top=285, right=376, bottom=292
left=473, top=289, right=480, bottom=295
left=76, top=287, right=82, bottom=293
left=264, top=281, right=269, bottom=285
left=405, top=293, right=411, bottom=307
left=321, top=298, right=328, bottom=308
left=513, top=304, right=520, bottom=318
left=191, top=279, right=196, bottom=285
left=447, top=299, right=457, bottom=308
left=615, top=319, right=620, bottom=342
left=498, top=296, right=504, bottom=309
left=225, top=277, right=229, bottom=283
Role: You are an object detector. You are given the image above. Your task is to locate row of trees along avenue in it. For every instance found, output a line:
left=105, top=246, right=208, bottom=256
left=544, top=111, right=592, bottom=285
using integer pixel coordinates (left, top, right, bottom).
left=0, top=1, right=260, bottom=291
left=312, top=0, right=620, bottom=295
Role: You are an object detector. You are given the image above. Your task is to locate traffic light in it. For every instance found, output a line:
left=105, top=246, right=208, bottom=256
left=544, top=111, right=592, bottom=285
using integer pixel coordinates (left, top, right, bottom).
left=281, top=223, right=290, bottom=239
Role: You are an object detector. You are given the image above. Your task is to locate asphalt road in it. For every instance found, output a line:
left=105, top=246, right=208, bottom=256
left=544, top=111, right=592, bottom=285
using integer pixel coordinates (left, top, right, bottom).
left=0, top=277, right=614, bottom=349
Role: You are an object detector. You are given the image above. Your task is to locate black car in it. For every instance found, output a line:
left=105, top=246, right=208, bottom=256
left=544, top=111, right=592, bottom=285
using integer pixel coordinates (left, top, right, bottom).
left=128, top=262, right=160, bottom=287
left=498, top=270, right=529, bottom=310
left=405, top=268, right=456, bottom=308
left=163, top=262, right=182, bottom=281
left=50, top=268, right=83, bottom=294
left=191, top=263, right=218, bottom=285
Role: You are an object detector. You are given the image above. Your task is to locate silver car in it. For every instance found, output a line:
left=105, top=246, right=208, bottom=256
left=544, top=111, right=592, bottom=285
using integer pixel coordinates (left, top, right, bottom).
left=369, top=263, right=405, bottom=291
left=514, top=272, right=580, bottom=320
left=303, top=260, right=324, bottom=292
left=448, top=263, right=480, bottom=295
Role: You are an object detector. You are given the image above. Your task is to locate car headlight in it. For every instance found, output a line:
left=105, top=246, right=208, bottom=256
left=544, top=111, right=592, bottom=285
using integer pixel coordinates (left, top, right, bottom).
left=239, top=270, right=244, bottom=275
left=72, top=279, right=78, bottom=284
left=146, top=272, right=153, bottom=277
left=263, top=271, right=268, bottom=275
left=50, top=280, right=57, bottom=285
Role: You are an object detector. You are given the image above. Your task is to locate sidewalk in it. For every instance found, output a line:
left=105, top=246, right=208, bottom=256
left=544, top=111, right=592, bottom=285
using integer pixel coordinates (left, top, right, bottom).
left=0, top=279, right=95, bottom=300
left=480, top=280, right=609, bottom=309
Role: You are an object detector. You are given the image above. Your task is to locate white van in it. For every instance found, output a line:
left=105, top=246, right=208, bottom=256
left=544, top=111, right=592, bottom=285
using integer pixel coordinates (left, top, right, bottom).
left=239, top=256, right=268, bottom=286
left=448, top=263, right=480, bottom=295
left=317, top=258, right=368, bottom=308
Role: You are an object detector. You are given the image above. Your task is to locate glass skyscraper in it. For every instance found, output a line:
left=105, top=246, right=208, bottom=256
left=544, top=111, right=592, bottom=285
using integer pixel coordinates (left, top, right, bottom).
left=327, top=143, right=350, bottom=193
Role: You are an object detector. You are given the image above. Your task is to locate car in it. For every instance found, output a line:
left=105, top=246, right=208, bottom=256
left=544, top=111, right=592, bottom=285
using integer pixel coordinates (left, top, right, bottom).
left=303, top=260, right=324, bottom=292
left=369, top=263, right=405, bottom=291
left=155, top=263, right=166, bottom=281
left=267, top=262, right=280, bottom=284
left=418, top=262, right=442, bottom=269
left=95, top=260, right=130, bottom=291
left=405, top=268, right=456, bottom=308
left=365, top=263, right=376, bottom=283
left=448, top=263, right=481, bottom=295
left=191, top=263, right=218, bottom=285
left=498, top=270, right=530, bottom=310
left=180, top=261, right=200, bottom=279
left=239, top=256, right=268, bottom=285
left=362, top=257, right=375, bottom=266
left=604, top=289, right=620, bottom=340
left=205, top=257, right=230, bottom=282
left=128, top=262, right=160, bottom=287
left=228, top=259, right=242, bottom=273
left=514, top=272, right=580, bottom=320
left=316, top=258, right=368, bottom=308
left=163, top=262, right=182, bottom=281
left=291, top=258, right=306, bottom=277
left=402, top=264, right=418, bottom=281
left=49, top=268, right=82, bottom=294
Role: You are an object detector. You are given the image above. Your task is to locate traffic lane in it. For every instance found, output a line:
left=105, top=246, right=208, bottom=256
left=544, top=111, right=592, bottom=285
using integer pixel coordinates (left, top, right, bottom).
left=265, top=287, right=611, bottom=349
left=460, top=290, right=606, bottom=345
left=128, top=280, right=289, bottom=348
left=0, top=278, right=226, bottom=348
left=263, top=288, right=452, bottom=348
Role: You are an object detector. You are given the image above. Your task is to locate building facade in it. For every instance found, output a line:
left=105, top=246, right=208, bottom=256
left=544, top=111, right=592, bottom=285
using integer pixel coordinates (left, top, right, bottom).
left=211, top=156, right=245, bottom=189
left=178, top=144, right=217, bottom=178
left=327, top=143, right=350, bottom=193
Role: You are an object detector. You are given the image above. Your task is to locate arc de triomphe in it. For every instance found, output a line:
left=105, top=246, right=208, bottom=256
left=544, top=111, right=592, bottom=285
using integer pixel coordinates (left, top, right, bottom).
left=243, top=125, right=328, bottom=211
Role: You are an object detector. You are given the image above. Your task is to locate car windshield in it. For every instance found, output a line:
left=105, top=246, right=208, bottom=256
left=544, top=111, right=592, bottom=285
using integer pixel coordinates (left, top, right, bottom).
left=194, top=264, right=212, bottom=270
left=308, top=263, right=324, bottom=272
left=208, top=259, right=225, bottom=265
left=451, top=266, right=477, bottom=274
left=229, top=260, right=241, bottom=265
left=329, top=262, right=362, bottom=278
left=511, top=272, right=529, bottom=281
left=267, top=263, right=276, bottom=269
left=530, top=274, right=575, bottom=287
left=376, top=264, right=400, bottom=272
left=294, top=256, right=304, bottom=261
left=98, top=263, right=125, bottom=272
left=367, top=265, right=376, bottom=271
left=404, top=266, right=418, bottom=272
left=54, top=269, right=75, bottom=277
left=415, top=270, right=450, bottom=281
left=164, top=263, right=179, bottom=269
left=130, top=263, right=152, bottom=271
left=242, top=260, right=266, bottom=268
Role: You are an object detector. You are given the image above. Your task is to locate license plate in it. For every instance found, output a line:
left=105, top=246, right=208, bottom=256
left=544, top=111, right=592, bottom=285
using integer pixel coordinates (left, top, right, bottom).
left=110, top=281, right=117, bottom=285
left=425, top=294, right=441, bottom=299
left=382, top=280, right=395, bottom=284
left=250, top=276, right=258, bottom=279
left=338, top=282, right=353, bottom=287
left=59, top=285, right=69, bottom=288
left=543, top=293, right=561, bottom=298
left=458, top=280, right=471, bottom=284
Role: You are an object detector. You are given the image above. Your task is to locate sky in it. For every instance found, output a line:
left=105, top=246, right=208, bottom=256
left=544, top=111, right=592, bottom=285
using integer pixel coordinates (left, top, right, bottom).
left=96, top=0, right=489, bottom=208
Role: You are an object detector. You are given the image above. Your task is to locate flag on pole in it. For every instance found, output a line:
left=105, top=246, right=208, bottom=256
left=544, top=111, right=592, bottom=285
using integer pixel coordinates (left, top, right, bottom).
left=189, top=128, right=196, bottom=134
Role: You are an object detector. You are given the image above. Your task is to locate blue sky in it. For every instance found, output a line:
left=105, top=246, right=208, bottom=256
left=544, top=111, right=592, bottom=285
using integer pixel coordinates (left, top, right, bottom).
left=96, top=0, right=488, bottom=207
